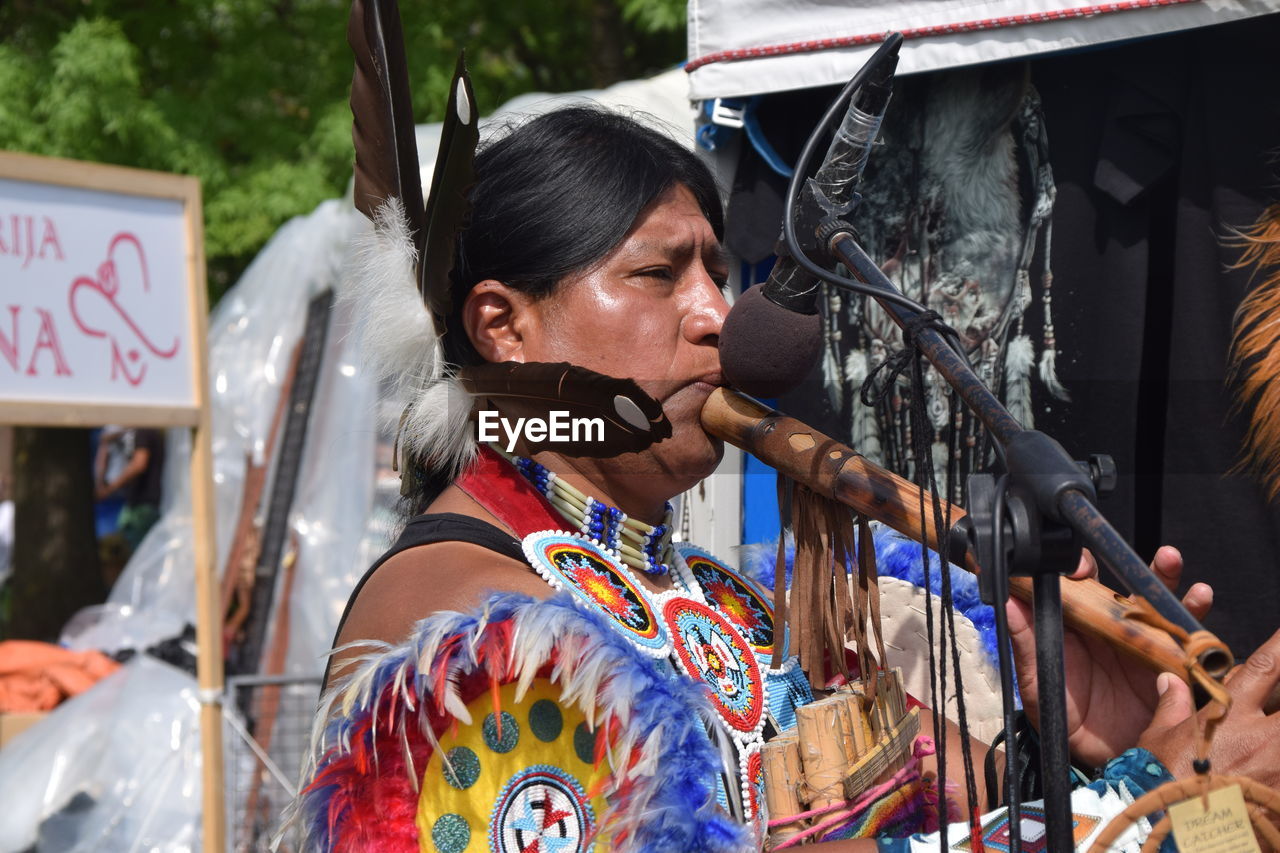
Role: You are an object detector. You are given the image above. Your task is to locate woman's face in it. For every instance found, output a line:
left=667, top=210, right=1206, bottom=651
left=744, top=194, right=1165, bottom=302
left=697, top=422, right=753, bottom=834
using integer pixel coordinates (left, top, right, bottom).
left=516, top=183, right=732, bottom=496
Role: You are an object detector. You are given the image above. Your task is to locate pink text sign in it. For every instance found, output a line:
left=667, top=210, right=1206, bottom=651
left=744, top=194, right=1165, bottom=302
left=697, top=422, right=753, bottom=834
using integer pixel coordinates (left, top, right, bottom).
left=0, top=155, right=203, bottom=424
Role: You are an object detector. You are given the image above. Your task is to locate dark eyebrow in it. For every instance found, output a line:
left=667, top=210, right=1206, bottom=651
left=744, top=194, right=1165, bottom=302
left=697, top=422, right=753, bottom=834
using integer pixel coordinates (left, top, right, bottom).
left=625, top=239, right=730, bottom=270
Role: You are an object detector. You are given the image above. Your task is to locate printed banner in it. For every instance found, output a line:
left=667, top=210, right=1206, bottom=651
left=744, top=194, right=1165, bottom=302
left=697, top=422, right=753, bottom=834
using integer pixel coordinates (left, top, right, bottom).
left=0, top=156, right=201, bottom=420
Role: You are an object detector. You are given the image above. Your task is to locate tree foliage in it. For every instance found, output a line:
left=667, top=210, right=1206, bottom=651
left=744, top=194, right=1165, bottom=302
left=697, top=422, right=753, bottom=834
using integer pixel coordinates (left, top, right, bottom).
left=0, top=0, right=686, bottom=300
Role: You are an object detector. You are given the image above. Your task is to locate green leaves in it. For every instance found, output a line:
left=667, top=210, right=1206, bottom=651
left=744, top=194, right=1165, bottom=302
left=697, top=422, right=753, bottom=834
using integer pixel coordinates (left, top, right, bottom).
left=0, top=1, right=688, bottom=302
left=622, top=0, right=687, bottom=34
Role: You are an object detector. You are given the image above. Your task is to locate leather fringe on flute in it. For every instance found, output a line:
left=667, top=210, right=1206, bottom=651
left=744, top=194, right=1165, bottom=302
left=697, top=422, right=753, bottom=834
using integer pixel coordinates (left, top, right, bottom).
left=775, top=480, right=894, bottom=697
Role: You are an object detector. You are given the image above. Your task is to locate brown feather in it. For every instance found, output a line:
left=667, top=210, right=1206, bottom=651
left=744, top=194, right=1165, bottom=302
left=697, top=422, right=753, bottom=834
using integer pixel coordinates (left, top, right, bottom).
left=419, top=54, right=478, bottom=325
left=1227, top=204, right=1280, bottom=501
left=458, top=362, right=672, bottom=456
left=347, top=0, right=425, bottom=233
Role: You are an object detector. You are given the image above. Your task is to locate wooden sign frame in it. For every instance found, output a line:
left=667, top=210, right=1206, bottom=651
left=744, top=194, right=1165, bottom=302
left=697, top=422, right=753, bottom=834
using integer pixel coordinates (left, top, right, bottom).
left=0, top=152, right=224, bottom=852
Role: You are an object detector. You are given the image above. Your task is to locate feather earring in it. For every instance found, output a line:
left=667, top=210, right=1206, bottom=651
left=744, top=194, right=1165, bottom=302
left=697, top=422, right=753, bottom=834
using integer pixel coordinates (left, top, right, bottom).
left=459, top=362, right=672, bottom=456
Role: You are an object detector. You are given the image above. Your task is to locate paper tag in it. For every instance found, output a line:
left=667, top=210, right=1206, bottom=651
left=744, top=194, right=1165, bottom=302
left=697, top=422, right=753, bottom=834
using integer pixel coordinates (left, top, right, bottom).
left=1167, top=784, right=1263, bottom=853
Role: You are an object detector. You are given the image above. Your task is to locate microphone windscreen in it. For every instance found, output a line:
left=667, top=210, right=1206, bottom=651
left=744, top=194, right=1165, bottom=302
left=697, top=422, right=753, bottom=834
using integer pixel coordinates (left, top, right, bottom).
left=719, top=284, right=823, bottom=398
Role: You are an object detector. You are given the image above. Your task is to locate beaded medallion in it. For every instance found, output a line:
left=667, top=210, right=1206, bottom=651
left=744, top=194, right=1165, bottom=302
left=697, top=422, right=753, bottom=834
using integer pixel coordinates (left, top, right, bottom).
left=661, top=596, right=765, bottom=739
left=489, top=764, right=597, bottom=853
left=522, top=527, right=785, bottom=824
left=678, top=544, right=778, bottom=661
left=523, top=532, right=668, bottom=657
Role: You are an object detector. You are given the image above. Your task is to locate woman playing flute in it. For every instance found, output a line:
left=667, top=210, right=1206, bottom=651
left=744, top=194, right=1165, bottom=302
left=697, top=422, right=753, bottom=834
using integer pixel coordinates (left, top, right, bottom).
left=291, top=98, right=1280, bottom=853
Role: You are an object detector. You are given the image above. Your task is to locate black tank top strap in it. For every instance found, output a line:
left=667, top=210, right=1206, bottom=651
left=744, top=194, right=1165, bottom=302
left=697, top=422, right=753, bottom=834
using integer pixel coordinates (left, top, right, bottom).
left=323, top=513, right=525, bottom=687
left=387, top=512, right=525, bottom=563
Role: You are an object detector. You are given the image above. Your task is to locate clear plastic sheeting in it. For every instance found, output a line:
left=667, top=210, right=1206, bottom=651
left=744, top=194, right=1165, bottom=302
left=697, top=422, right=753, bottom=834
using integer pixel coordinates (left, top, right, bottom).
left=0, top=656, right=202, bottom=853
left=61, top=199, right=365, bottom=655
left=276, top=291, right=390, bottom=679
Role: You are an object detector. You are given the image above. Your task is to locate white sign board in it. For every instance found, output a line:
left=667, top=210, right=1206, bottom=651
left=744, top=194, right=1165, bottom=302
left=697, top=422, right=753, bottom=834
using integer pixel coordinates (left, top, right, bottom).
left=0, top=152, right=205, bottom=426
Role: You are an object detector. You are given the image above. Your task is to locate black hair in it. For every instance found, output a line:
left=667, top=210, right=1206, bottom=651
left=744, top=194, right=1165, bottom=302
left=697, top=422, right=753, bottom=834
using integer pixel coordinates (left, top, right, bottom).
left=441, top=105, right=725, bottom=367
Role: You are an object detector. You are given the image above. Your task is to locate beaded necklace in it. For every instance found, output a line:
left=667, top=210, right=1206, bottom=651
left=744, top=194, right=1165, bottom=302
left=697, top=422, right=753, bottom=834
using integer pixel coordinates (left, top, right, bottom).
left=503, top=450, right=676, bottom=576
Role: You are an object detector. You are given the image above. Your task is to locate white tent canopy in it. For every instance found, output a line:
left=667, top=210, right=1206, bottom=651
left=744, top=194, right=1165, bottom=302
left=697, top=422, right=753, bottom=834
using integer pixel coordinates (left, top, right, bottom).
left=687, top=0, right=1280, bottom=98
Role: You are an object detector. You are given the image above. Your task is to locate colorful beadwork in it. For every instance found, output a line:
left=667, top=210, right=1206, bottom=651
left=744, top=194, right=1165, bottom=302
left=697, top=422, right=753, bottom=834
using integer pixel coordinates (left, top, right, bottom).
left=508, top=452, right=674, bottom=575
left=524, top=532, right=669, bottom=656
left=742, top=745, right=767, bottom=840
left=522, top=531, right=791, bottom=830
left=679, top=545, right=777, bottom=658
left=763, top=657, right=813, bottom=732
left=662, top=596, right=766, bottom=737
left=489, top=765, right=597, bottom=853
left=949, top=806, right=1100, bottom=853
left=415, top=679, right=610, bottom=853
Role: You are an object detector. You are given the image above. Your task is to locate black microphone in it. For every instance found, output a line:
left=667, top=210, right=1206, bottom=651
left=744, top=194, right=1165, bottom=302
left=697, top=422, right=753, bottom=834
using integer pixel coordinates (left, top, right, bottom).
left=720, top=41, right=900, bottom=399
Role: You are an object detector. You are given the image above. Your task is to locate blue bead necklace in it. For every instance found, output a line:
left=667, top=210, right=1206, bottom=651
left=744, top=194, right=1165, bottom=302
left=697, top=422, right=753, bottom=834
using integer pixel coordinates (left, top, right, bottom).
left=506, top=452, right=675, bottom=576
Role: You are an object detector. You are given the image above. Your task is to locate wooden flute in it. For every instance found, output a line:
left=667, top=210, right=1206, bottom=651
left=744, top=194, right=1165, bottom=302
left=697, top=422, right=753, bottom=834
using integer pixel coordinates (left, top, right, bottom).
left=701, top=387, right=1232, bottom=685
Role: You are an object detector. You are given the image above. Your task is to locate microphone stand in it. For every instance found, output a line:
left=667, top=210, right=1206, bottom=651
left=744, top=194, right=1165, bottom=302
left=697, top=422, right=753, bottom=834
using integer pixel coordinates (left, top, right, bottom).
left=815, top=221, right=1233, bottom=852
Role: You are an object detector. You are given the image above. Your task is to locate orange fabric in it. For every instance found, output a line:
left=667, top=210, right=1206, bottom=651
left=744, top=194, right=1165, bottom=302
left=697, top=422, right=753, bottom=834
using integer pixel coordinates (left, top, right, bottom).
left=0, top=640, right=121, bottom=712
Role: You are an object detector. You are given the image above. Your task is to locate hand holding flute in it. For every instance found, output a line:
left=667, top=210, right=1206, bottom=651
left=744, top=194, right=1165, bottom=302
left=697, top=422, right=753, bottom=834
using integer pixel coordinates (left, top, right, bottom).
left=1007, top=545, right=1214, bottom=769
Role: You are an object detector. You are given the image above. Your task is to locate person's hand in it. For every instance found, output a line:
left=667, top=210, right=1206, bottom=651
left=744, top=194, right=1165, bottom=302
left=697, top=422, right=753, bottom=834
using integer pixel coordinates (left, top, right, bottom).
left=1139, top=627, right=1280, bottom=788
left=94, top=481, right=113, bottom=501
left=1006, top=546, right=1213, bottom=768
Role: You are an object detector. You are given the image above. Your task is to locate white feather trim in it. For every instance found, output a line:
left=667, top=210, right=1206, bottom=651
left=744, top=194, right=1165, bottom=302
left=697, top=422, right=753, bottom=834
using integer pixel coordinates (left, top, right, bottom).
left=340, top=198, right=439, bottom=395
left=1005, top=334, right=1035, bottom=428
left=1039, top=346, right=1072, bottom=402
left=1004, top=333, right=1035, bottom=378
left=400, top=378, right=477, bottom=478
left=844, top=349, right=869, bottom=385
left=339, top=197, right=477, bottom=477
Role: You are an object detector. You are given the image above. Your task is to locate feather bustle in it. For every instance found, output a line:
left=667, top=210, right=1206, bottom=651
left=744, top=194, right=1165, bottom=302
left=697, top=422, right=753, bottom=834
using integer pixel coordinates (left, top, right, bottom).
left=1227, top=204, right=1280, bottom=501
left=283, top=593, right=751, bottom=853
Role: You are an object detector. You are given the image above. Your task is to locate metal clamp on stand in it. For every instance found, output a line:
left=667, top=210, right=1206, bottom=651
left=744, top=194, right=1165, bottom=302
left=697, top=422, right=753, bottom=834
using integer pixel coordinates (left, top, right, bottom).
left=962, top=453, right=1115, bottom=853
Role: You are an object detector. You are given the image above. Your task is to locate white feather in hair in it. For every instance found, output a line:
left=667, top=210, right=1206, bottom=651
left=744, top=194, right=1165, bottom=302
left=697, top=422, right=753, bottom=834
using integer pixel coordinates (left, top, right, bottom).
left=340, top=197, right=438, bottom=391
left=338, top=196, right=476, bottom=478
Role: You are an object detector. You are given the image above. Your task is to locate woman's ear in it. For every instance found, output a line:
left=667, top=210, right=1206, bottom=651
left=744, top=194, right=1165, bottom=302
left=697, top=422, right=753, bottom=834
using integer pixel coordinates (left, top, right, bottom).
left=462, top=280, right=532, bottom=363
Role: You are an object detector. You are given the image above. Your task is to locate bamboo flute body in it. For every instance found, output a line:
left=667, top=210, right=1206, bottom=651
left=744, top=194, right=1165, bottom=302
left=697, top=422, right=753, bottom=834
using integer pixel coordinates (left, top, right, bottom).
left=701, top=387, right=1204, bottom=682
